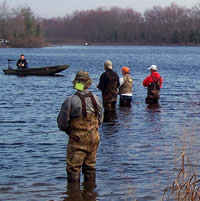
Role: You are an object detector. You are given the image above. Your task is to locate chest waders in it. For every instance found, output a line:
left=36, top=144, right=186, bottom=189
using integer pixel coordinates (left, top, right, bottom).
left=67, top=92, right=100, bottom=183
left=102, top=72, right=118, bottom=110
left=146, top=75, right=161, bottom=105
left=75, top=92, right=98, bottom=117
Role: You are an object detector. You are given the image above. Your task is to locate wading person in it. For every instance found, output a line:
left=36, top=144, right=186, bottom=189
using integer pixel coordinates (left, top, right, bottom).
left=16, top=54, right=29, bottom=69
left=119, top=66, right=133, bottom=107
left=57, top=71, right=103, bottom=183
left=143, top=65, right=163, bottom=105
left=97, top=60, right=120, bottom=111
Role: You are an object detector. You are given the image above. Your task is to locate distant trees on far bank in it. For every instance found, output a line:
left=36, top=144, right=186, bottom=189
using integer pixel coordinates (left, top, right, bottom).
left=42, top=3, right=200, bottom=46
left=0, top=1, right=44, bottom=47
left=1, top=1, right=200, bottom=47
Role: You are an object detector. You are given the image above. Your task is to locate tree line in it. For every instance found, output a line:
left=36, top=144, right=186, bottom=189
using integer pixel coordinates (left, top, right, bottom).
left=0, top=1, right=43, bottom=47
left=1, top=1, right=200, bottom=47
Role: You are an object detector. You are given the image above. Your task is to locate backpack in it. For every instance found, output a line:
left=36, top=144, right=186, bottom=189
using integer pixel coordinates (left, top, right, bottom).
left=148, top=75, right=161, bottom=99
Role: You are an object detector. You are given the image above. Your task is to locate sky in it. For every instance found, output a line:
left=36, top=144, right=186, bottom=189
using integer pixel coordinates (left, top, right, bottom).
left=2, top=0, right=200, bottom=18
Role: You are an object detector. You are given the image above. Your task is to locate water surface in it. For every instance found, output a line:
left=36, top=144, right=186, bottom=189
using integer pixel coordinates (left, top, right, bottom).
left=0, top=45, right=200, bottom=201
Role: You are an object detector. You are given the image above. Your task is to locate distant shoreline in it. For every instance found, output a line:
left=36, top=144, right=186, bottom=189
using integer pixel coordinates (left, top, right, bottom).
left=47, top=41, right=200, bottom=47
left=2, top=41, right=200, bottom=48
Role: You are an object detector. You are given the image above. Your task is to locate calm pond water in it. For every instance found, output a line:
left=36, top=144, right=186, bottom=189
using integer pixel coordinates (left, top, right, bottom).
left=0, top=45, right=200, bottom=201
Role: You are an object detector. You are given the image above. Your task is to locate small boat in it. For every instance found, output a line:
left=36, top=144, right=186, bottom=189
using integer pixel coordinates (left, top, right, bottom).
left=3, top=64, right=69, bottom=76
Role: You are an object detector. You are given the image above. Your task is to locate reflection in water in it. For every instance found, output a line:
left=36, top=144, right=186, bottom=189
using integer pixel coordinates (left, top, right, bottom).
left=103, top=110, right=118, bottom=124
left=101, top=109, right=120, bottom=137
left=119, top=105, right=132, bottom=116
left=146, top=103, right=161, bottom=112
left=118, top=105, right=133, bottom=127
left=64, top=181, right=98, bottom=201
left=145, top=103, right=162, bottom=135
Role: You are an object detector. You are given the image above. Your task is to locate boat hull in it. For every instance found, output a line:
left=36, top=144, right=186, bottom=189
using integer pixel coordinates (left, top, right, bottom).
left=3, top=65, right=69, bottom=76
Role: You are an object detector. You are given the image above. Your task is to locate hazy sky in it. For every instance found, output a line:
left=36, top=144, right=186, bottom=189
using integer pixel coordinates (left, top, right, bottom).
left=3, top=0, right=200, bottom=18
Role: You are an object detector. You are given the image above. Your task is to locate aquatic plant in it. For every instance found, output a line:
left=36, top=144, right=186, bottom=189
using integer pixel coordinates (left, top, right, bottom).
left=162, top=152, right=200, bottom=201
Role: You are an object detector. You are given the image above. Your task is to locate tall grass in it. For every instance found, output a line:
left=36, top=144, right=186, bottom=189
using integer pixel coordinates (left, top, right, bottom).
left=162, top=152, right=200, bottom=201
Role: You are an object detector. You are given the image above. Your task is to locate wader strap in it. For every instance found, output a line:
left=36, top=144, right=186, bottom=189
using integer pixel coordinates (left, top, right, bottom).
left=151, top=75, right=161, bottom=83
left=75, top=92, right=98, bottom=118
left=88, top=92, right=98, bottom=117
left=75, top=92, right=87, bottom=118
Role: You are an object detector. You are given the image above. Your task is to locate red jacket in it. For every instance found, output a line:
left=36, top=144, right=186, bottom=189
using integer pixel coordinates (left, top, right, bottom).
left=143, top=72, right=163, bottom=88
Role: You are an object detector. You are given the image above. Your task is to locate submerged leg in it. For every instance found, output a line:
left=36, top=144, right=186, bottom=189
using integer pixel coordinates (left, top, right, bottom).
left=82, top=151, right=97, bottom=183
left=66, top=144, right=86, bottom=183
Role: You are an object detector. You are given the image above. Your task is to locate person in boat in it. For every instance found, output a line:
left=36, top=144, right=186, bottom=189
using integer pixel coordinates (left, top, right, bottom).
left=97, top=60, right=120, bottom=111
left=143, top=65, right=163, bottom=105
left=57, top=71, right=103, bottom=183
left=119, top=66, right=133, bottom=107
left=16, top=54, right=29, bottom=69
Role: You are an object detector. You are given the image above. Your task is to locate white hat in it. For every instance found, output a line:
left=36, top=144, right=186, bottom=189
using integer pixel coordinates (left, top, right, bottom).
left=104, top=60, right=113, bottom=70
left=148, top=65, right=158, bottom=71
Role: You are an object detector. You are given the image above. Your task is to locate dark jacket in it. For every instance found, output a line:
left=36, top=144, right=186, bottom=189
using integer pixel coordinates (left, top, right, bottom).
left=98, top=70, right=119, bottom=91
left=98, top=70, right=120, bottom=104
left=16, top=59, right=28, bottom=68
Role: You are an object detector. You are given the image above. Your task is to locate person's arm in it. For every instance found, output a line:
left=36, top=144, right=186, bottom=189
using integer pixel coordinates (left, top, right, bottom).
left=94, top=95, right=103, bottom=126
left=24, top=59, right=29, bottom=67
left=57, top=97, right=72, bottom=134
left=159, top=76, right=163, bottom=88
left=97, top=73, right=106, bottom=91
left=143, top=75, right=152, bottom=87
left=116, top=74, right=120, bottom=88
left=119, top=77, right=124, bottom=87
left=16, top=59, right=20, bottom=67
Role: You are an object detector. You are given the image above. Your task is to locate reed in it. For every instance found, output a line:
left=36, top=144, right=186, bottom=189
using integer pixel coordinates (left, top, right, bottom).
left=162, top=152, right=200, bottom=201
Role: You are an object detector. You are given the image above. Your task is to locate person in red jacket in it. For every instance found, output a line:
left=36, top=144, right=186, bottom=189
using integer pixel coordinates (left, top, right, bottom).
left=143, top=65, right=163, bottom=105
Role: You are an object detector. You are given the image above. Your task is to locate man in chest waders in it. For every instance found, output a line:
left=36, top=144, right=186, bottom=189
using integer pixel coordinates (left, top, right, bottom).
left=97, top=60, right=120, bottom=111
left=143, top=65, right=163, bottom=105
left=57, top=71, right=103, bottom=183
